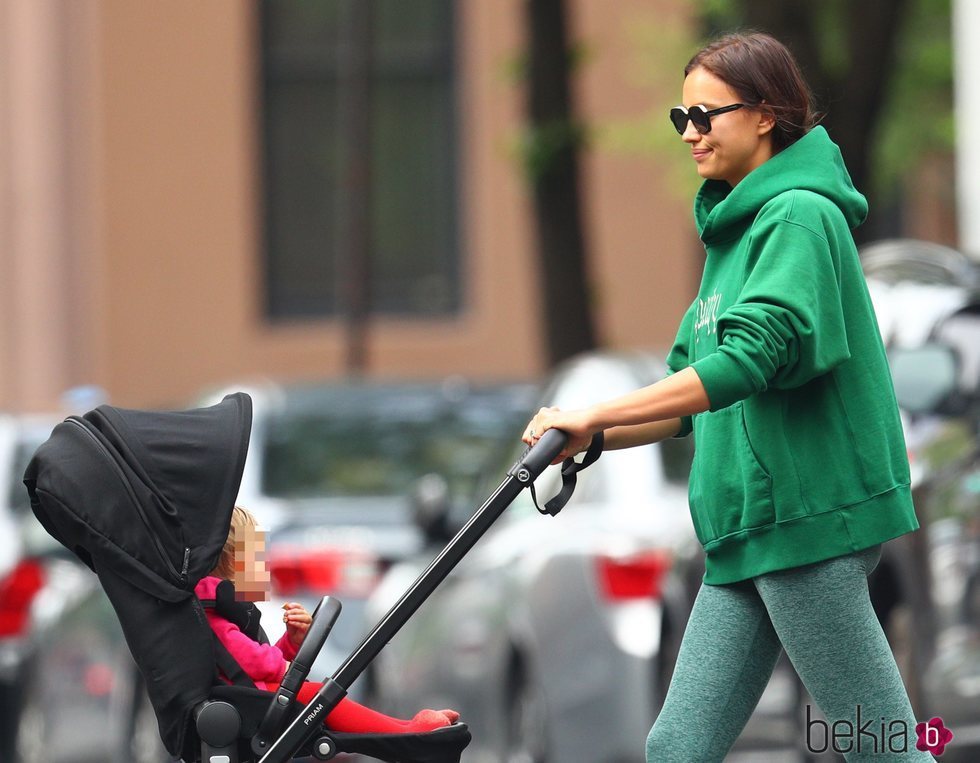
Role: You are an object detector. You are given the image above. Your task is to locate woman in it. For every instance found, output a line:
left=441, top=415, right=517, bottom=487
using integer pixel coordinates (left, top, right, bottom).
left=523, top=33, right=932, bottom=761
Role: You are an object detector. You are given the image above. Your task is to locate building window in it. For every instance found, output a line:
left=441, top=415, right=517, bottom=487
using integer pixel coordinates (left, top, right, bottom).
left=260, top=0, right=460, bottom=320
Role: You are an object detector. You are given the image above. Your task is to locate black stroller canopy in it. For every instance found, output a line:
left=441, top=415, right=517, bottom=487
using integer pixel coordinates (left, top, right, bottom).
left=25, top=392, right=251, bottom=601
left=24, top=393, right=253, bottom=757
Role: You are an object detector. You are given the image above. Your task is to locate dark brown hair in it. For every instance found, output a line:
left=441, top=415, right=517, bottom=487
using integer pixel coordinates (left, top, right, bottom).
left=685, top=32, right=818, bottom=152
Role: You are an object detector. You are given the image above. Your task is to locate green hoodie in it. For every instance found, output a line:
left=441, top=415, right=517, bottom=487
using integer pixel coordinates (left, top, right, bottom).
left=667, top=126, right=918, bottom=585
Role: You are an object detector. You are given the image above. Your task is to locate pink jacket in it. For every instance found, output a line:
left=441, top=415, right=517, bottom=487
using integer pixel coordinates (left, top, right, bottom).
left=195, top=576, right=299, bottom=691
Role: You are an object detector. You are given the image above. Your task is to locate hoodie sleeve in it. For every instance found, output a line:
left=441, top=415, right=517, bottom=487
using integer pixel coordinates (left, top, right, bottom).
left=206, top=609, right=289, bottom=685
left=691, top=204, right=851, bottom=411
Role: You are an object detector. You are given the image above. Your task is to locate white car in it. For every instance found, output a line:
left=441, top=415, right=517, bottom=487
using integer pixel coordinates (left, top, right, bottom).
left=196, top=378, right=538, bottom=696
left=363, top=352, right=704, bottom=763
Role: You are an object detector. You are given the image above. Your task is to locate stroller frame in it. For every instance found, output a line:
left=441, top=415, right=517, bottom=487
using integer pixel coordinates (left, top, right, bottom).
left=247, top=427, right=570, bottom=762
left=26, top=393, right=595, bottom=763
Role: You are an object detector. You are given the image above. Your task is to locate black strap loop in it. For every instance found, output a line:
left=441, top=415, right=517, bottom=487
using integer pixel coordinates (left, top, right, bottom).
left=529, top=430, right=603, bottom=516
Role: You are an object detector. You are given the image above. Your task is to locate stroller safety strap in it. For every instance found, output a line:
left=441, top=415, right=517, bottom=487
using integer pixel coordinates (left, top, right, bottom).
left=210, top=633, right=260, bottom=690
left=200, top=588, right=271, bottom=690
left=527, top=430, right=604, bottom=516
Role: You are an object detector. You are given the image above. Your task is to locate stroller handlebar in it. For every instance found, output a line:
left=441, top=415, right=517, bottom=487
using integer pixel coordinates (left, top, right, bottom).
left=513, top=427, right=604, bottom=518
left=514, top=427, right=569, bottom=478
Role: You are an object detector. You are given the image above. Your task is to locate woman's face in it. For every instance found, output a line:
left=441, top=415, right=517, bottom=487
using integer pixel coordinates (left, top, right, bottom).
left=679, top=66, right=774, bottom=187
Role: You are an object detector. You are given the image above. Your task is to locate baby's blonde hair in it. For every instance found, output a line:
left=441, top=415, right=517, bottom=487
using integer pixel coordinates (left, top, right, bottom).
left=210, top=505, right=259, bottom=580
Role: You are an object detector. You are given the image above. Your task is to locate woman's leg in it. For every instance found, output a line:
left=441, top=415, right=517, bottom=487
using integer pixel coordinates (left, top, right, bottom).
left=646, top=579, right=783, bottom=762
left=755, top=545, right=933, bottom=761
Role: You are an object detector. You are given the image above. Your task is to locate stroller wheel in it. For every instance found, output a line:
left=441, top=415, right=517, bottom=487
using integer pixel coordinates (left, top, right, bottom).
left=311, top=735, right=338, bottom=760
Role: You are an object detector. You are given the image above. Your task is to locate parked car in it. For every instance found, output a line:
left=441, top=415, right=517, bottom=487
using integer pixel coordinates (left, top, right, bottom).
left=197, top=378, right=538, bottom=696
left=886, top=307, right=980, bottom=762
left=0, top=412, right=170, bottom=763
left=861, top=239, right=980, bottom=760
left=0, top=412, right=62, bottom=760
left=362, top=352, right=711, bottom=763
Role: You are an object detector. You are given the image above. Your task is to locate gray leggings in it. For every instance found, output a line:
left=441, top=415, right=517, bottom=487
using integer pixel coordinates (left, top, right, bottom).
left=646, top=545, right=933, bottom=761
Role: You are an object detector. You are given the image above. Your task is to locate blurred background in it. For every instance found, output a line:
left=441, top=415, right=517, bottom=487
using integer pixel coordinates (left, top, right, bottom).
left=0, top=0, right=977, bottom=761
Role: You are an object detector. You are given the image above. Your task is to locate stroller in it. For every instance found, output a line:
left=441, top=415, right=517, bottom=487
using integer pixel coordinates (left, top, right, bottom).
left=24, top=392, right=600, bottom=763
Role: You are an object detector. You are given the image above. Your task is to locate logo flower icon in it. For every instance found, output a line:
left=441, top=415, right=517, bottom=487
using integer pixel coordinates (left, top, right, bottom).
left=916, top=716, right=953, bottom=756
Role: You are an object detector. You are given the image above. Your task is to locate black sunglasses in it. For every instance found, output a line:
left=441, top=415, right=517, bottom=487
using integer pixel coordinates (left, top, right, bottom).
left=669, top=103, right=745, bottom=135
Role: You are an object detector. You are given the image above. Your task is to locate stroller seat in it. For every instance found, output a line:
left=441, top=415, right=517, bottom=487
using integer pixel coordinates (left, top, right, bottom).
left=24, top=393, right=470, bottom=763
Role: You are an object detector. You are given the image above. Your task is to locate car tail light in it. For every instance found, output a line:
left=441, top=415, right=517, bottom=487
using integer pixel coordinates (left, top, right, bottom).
left=269, top=548, right=380, bottom=598
left=596, top=550, right=671, bottom=601
left=0, top=558, right=45, bottom=637
left=83, top=662, right=116, bottom=697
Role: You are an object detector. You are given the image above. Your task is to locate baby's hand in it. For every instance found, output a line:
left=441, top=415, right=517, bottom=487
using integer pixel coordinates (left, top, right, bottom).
left=282, top=602, right=312, bottom=646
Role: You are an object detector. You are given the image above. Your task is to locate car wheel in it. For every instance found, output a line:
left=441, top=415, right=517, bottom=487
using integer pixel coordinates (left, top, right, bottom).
left=14, top=683, right=46, bottom=763
left=0, top=683, right=15, bottom=763
left=504, top=654, right=548, bottom=763
left=652, top=614, right=680, bottom=709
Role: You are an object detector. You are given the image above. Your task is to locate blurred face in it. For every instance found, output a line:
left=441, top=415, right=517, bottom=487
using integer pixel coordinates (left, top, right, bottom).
left=679, top=66, right=774, bottom=187
left=232, top=524, right=270, bottom=602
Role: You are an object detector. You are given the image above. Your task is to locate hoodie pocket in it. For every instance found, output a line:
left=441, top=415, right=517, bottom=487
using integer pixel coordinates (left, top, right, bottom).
left=689, top=403, right=774, bottom=545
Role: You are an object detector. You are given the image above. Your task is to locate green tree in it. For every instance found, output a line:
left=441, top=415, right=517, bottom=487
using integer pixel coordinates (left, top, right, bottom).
left=522, top=0, right=598, bottom=367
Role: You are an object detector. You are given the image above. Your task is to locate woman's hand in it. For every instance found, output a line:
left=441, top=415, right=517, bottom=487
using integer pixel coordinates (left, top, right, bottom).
left=522, top=406, right=598, bottom=464
left=283, top=602, right=312, bottom=646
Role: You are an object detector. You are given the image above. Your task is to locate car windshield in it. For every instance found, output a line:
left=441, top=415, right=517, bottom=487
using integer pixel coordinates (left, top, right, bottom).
left=260, top=383, right=535, bottom=500
left=936, top=307, right=980, bottom=392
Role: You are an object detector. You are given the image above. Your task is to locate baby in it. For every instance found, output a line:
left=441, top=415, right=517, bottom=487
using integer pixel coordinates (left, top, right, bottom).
left=196, top=505, right=458, bottom=734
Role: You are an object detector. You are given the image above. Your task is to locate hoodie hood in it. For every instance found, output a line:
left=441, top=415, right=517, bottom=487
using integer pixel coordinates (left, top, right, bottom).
left=694, top=126, right=868, bottom=244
